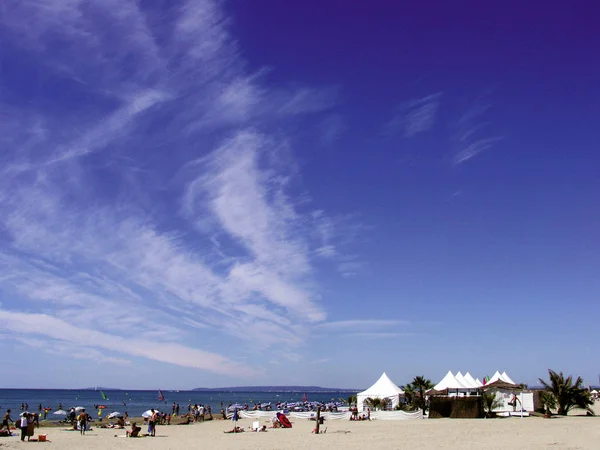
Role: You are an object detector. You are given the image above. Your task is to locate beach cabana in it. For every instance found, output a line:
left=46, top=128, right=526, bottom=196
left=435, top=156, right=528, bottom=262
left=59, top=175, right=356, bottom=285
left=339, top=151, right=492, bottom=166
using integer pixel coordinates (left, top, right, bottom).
left=357, top=372, right=404, bottom=411
left=481, top=378, right=534, bottom=415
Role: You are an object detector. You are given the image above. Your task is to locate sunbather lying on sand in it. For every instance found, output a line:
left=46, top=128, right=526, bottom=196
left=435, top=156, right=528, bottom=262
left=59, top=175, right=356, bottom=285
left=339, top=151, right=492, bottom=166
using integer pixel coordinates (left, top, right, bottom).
left=223, top=426, right=244, bottom=433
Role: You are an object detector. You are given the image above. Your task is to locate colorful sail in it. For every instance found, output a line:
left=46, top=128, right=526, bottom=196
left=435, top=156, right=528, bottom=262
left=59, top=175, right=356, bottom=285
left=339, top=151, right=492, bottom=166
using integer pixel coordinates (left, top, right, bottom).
left=158, top=389, right=165, bottom=401
left=100, top=390, right=109, bottom=400
left=302, top=393, right=308, bottom=402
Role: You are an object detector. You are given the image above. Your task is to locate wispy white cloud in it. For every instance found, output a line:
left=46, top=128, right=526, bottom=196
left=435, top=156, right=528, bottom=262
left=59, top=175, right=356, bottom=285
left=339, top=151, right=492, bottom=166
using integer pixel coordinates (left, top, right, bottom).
left=453, top=94, right=503, bottom=165
left=348, top=332, right=417, bottom=339
left=13, top=337, right=132, bottom=366
left=384, top=93, right=442, bottom=138
left=1, top=310, right=256, bottom=375
left=317, top=320, right=408, bottom=330
left=454, top=136, right=503, bottom=165
left=0, top=0, right=361, bottom=383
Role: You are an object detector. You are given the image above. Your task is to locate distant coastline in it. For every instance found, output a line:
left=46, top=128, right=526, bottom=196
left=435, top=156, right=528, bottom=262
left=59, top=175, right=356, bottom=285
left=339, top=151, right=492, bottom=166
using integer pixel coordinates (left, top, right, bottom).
left=192, top=386, right=360, bottom=392
left=0, top=386, right=361, bottom=392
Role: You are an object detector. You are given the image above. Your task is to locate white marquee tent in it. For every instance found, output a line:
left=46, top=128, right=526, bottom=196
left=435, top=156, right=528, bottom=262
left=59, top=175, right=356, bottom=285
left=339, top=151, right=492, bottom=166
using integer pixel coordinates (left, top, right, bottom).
left=486, top=370, right=516, bottom=385
left=357, top=372, right=404, bottom=411
left=433, top=370, right=468, bottom=391
left=463, top=372, right=482, bottom=388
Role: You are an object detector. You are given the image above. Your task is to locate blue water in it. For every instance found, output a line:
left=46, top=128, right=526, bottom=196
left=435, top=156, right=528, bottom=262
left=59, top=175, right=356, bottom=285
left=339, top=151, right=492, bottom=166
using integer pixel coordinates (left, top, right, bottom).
left=0, top=389, right=354, bottom=418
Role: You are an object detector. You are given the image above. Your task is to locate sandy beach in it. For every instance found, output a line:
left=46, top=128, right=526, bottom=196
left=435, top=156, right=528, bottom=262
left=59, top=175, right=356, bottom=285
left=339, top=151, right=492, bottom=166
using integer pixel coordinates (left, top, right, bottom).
left=2, top=415, right=600, bottom=450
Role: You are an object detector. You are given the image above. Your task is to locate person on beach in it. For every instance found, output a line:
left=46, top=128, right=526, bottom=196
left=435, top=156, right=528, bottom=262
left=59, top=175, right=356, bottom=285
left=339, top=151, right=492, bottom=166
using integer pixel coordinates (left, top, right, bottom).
left=77, top=409, right=88, bottom=435
left=148, top=409, right=158, bottom=436
left=176, top=404, right=180, bottom=416
left=2, top=409, right=13, bottom=433
left=126, top=422, right=141, bottom=437
left=26, top=413, right=36, bottom=441
left=19, top=413, right=30, bottom=441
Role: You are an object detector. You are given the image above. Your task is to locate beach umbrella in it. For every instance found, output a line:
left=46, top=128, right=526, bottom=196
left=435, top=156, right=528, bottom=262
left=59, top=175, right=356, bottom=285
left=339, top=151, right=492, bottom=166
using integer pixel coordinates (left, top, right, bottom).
left=75, top=406, right=85, bottom=411
left=107, top=412, right=123, bottom=419
left=98, top=405, right=107, bottom=409
left=53, top=410, right=67, bottom=415
left=142, top=410, right=157, bottom=418
left=43, top=407, right=52, bottom=411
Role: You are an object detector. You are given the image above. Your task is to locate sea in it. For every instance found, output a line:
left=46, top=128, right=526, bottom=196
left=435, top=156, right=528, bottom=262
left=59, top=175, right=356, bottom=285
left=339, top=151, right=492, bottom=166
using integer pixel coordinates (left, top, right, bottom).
left=0, top=389, right=355, bottom=418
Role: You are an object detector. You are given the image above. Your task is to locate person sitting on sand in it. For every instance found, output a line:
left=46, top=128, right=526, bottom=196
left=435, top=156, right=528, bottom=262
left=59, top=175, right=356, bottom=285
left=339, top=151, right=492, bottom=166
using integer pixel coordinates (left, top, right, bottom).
left=271, top=417, right=282, bottom=428
left=126, top=422, right=142, bottom=437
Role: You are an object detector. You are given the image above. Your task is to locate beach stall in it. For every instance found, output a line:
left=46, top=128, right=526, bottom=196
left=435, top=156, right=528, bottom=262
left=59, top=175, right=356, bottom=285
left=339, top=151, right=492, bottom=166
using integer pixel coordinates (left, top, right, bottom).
left=356, top=372, right=404, bottom=411
left=481, top=374, right=534, bottom=416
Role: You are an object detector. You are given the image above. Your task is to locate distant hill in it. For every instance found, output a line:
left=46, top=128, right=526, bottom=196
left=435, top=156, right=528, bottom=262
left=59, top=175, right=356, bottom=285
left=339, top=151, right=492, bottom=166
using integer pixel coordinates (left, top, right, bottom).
left=81, top=387, right=122, bottom=391
left=192, top=386, right=358, bottom=392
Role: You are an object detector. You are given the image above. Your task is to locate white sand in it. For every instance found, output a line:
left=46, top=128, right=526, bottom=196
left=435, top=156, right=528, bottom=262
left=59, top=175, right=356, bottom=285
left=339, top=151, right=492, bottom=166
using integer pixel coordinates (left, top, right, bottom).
left=2, top=416, right=600, bottom=449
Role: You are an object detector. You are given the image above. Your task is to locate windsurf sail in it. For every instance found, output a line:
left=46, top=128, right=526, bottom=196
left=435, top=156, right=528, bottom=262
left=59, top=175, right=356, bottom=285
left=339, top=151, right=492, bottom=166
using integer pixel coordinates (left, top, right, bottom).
left=158, top=389, right=165, bottom=401
left=101, top=390, right=109, bottom=401
left=302, top=393, right=308, bottom=402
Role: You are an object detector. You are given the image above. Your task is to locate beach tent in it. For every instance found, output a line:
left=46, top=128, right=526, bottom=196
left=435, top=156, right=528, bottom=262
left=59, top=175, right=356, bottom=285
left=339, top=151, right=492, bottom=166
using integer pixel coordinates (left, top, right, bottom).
left=356, top=372, right=404, bottom=411
left=501, top=371, right=516, bottom=385
left=485, top=371, right=517, bottom=385
left=433, top=371, right=469, bottom=391
left=486, top=371, right=504, bottom=385
left=463, top=372, right=482, bottom=388
left=455, top=372, right=474, bottom=389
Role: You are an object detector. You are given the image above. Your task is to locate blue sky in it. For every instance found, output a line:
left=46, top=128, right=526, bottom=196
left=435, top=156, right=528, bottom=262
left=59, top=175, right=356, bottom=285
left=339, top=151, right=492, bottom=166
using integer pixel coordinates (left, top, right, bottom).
left=1, top=0, right=598, bottom=390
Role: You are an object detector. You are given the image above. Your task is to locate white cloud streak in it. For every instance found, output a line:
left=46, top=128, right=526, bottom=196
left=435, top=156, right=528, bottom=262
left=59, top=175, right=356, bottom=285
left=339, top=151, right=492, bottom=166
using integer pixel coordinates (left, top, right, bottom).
left=453, top=94, right=503, bottom=165
left=384, top=93, right=442, bottom=138
left=1, top=310, right=256, bottom=375
left=0, top=0, right=358, bottom=382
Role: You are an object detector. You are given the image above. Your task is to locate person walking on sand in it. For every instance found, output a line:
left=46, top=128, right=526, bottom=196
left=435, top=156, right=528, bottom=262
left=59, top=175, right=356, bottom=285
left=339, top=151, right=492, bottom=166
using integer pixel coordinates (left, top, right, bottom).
left=77, top=409, right=88, bottom=435
left=2, top=409, right=13, bottom=433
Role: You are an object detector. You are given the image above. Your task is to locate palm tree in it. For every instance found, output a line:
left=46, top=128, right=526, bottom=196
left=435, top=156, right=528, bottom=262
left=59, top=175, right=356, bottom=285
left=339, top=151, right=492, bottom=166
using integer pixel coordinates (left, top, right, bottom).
left=411, top=376, right=434, bottom=414
left=538, top=369, right=594, bottom=416
left=402, top=383, right=416, bottom=408
left=539, top=391, right=556, bottom=417
left=347, top=394, right=357, bottom=406
left=481, top=392, right=503, bottom=417
left=363, top=397, right=383, bottom=410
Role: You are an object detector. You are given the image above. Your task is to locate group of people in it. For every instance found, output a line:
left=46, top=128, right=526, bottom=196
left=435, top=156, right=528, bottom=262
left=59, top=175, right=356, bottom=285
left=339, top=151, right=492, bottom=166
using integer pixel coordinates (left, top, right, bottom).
left=1, top=410, right=39, bottom=441
left=349, top=406, right=371, bottom=421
